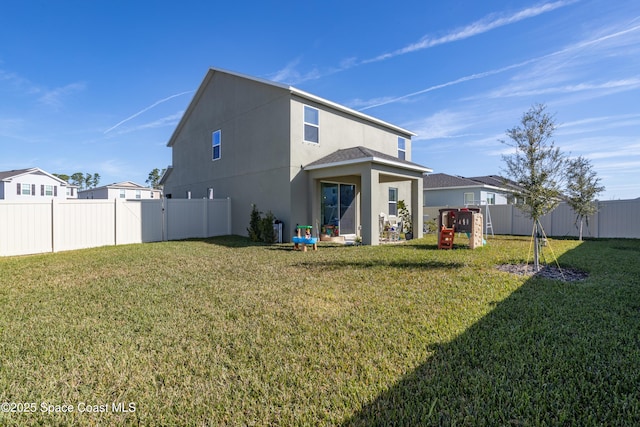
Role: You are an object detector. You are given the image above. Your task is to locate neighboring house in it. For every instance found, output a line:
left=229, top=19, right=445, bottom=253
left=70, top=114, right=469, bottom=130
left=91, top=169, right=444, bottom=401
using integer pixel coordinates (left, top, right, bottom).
left=77, top=181, right=161, bottom=200
left=423, top=173, right=520, bottom=207
left=161, top=68, right=432, bottom=245
left=0, top=168, right=77, bottom=200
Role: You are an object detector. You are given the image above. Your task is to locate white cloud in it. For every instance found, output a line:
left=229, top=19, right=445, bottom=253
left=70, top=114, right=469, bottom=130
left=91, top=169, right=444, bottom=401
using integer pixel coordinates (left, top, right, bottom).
left=364, top=0, right=576, bottom=63
left=364, top=21, right=640, bottom=111
left=37, top=82, right=86, bottom=108
left=485, top=78, right=640, bottom=99
left=272, top=1, right=576, bottom=85
left=408, top=110, right=477, bottom=141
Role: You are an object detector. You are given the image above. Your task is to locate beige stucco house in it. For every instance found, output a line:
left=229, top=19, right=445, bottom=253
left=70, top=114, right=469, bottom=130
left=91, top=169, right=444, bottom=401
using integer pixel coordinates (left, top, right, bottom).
left=161, top=68, right=432, bottom=245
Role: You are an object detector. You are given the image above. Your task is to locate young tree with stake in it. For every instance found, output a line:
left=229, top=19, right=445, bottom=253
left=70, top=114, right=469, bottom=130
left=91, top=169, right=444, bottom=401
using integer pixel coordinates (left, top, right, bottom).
left=565, top=156, right=605, bottom=241
left=501, top=103, right=566, bottom=271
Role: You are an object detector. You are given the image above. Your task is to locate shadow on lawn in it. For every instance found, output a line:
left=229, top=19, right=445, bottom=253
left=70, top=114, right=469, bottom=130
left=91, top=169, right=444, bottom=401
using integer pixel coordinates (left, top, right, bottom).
left=293, top=259, right=464, bottom=271
left=342, top=239, right=640, bottom=426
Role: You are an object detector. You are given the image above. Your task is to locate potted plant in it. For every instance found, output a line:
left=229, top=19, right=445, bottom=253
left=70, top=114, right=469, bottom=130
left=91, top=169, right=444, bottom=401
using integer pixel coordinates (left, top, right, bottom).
left=398, top=200, right=413, bottom=240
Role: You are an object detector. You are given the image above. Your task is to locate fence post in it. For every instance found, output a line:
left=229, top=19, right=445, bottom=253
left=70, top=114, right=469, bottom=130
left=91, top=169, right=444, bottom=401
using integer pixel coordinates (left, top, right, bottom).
left=114, top=198, right=118, bottom=246
left=51, top=198, right=56, bottom=253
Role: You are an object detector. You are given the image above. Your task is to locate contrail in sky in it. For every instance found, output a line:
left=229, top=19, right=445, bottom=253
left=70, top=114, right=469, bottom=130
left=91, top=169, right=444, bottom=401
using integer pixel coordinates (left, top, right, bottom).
left=359, top=23, right=640, bottom=111
left=104, top=90, right=194, bottom=134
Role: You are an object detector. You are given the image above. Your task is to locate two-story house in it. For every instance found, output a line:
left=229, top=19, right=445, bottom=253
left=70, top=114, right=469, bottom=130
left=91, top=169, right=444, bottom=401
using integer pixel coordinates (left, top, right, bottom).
left=161, top=68, right=432, bottom=245
left=423, top=173, right=520, bottom=207
left=77, top=181, right=161, bottom=200
left=0, top=168, right=77, bottom=200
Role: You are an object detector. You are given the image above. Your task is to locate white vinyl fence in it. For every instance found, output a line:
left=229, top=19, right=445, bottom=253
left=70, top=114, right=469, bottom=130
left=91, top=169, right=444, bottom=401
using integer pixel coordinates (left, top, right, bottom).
left=0, top=198, right=232, bottom=257
left=425, top=199, right=640, bottom=239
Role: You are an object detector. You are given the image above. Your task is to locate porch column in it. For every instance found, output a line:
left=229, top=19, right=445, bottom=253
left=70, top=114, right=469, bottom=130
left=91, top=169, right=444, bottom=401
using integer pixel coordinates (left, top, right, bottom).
left=362, top=167, right=380, bottom=245
left=411, top=176, right=424, bottom=239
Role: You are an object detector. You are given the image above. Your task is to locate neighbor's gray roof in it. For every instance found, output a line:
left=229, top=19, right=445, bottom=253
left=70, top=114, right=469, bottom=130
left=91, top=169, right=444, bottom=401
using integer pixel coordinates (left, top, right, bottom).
left=305, top=146, right=432, bottom=173
left=0, top=168, right=34, bottom=181
left=467, top=175, right=518, bottom=189
left=423, top=173, right=481, bottom=189
left=424, top=173, right=521, bottom=192
left=0, top=167, right=69, bottom=185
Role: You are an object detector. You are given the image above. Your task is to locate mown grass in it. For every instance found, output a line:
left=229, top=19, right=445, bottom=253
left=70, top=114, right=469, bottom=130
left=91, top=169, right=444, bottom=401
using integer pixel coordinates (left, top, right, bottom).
left=0, top=235, right=638, bottom=425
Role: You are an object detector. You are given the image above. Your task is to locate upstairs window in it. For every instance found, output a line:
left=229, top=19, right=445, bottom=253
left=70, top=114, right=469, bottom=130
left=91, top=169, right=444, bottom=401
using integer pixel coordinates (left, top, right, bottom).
left=304, top=106, right=319, bottom=144
left=119, top=189, right=126, bottom=198
left=135, top=190, right=141, bottom=199
left=212, top=130, right=221, bottom=160
left=398, top=137, right=406, bottom=160
left=464, top=192, right=475, bottom=205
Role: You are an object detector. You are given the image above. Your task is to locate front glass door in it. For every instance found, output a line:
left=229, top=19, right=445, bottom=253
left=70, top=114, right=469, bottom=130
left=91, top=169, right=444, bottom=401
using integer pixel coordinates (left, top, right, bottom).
left=321, top=183, right=356, bottom=236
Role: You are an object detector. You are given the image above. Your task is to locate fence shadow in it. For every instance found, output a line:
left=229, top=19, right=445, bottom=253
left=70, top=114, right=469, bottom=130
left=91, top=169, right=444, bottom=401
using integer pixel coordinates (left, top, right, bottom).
left=342, top=239, right=640, bottom=425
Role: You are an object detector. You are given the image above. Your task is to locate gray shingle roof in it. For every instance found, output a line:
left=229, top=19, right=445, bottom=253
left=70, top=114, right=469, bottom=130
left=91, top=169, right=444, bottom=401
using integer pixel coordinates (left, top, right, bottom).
left=0, top=168, right=36, bottom=181
left=424, top=173, right=522, bottom=192
left=305, top=146, right=430, bottom=172
left=423, top=173, right=480, bottom=189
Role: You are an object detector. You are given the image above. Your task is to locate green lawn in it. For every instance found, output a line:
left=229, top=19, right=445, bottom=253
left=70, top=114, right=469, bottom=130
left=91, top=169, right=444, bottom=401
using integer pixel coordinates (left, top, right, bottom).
left=0, top=235, right=639, bottom=425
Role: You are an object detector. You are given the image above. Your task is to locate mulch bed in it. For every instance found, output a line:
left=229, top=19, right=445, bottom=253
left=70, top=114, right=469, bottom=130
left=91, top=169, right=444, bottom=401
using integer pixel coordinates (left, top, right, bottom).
left=496, top=264, right=589, bottom=282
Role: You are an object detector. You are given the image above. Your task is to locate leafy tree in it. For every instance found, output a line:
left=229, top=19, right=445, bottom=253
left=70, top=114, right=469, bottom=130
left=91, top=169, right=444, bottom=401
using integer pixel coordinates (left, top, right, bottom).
left=501, top=103, right=566, bottom=270
left=146, top=168, right=166, bottom=189
left=69, top=172, right=100, bottom=190
left=565, top=156, right=605, bottom=241
left=71, top=172, right=85, bottom=189
left=53, top=173, right=70, bottom=182
left=86, top=173, right=100, bottom=189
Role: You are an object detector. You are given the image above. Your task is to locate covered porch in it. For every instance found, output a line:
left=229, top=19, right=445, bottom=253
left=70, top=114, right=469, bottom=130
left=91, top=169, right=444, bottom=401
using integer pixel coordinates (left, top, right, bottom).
left=304, top=147, right=431, bottom=246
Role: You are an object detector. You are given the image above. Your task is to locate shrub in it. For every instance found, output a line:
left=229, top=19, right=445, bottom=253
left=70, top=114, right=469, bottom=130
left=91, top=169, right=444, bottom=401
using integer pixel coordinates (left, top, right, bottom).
left=248, top=204, right=277, bottom=244
left=248, top=204, right=262, bottom=242
left=261, top=211, right=277, bottom=244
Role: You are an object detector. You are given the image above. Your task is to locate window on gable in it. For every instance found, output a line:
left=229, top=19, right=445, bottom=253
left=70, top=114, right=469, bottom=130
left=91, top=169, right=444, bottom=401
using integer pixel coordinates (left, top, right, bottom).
left=21, top=183, right=31, bottom=195
left=44, top=185, right=54, bottom=196
left=398, top=137, right=406, bottom=160
left=212, top=130, right=221, bottom=160
left=304, top=106, right=319, bottom=144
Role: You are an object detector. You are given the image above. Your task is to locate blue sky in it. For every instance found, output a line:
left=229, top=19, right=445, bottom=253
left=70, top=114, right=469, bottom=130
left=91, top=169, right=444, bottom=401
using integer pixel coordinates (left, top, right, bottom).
left=1, top=0, right=638, bottom=199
